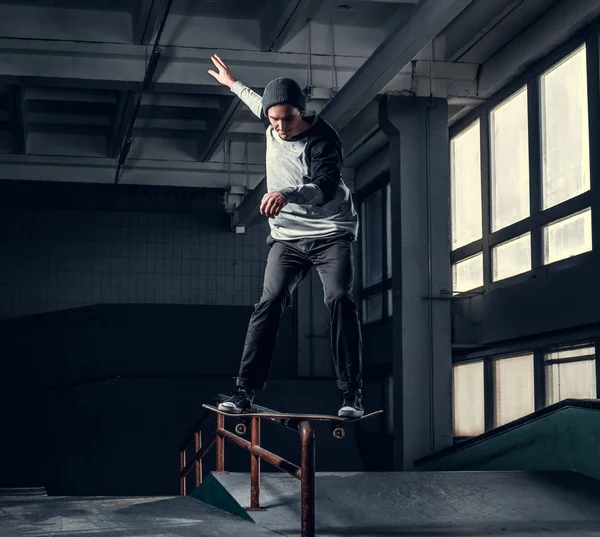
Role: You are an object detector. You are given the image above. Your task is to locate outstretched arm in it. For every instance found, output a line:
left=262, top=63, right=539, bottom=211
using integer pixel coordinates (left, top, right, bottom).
left=208, top=54, right=264, bottom=120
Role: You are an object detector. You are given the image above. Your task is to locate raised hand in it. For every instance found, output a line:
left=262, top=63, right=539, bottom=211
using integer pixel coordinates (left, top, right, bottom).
left=207, top=54, right=237, bottom=88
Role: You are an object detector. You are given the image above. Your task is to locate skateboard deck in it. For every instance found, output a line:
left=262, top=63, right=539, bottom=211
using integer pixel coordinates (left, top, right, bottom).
left=203, top=404, right=383, bottom=423
left=203, top=399, right=383, bottom=439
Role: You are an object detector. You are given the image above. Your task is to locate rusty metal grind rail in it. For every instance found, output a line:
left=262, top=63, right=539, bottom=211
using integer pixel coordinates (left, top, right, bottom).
left=179, top=399, right=316, bottom=537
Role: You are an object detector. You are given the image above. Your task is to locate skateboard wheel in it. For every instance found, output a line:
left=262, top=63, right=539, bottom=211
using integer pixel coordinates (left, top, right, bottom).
left=333, top=427, right=345, bottom=439
left=235, top=423, right=247, bottom=435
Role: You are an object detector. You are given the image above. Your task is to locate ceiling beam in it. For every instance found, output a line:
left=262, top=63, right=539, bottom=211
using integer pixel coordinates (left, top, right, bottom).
left=441, top=0, right=523, bottom=62
left=108, top=91, right=136, bottom=158
left=0, top=40, right=358, bottom=92
left=319, top=0, right=475, bottom=130
left=132, top=0, right=164, bottom=45
left=478, top=0, right=600, bottom=98
left=197, top=96, right=240, bottom=162
left=0, top=39, right=478, bottom=101
left=259, top=0, right=320, bottom=51
left=0, top=154, right=266, bottom=189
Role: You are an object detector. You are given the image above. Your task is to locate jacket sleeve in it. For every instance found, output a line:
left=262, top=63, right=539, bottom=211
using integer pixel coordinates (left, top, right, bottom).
left=230, top=81, right=270, bottom=129
left=279, top=138, right=342, bottom=206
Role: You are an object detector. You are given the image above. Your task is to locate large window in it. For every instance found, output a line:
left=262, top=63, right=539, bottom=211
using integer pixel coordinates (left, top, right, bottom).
left=450, top=42, right=593, bottom=293
left=451, top=121, right=482, bottom=250
left=490, top=87, right=530, bottom=232
left=540, top=45, right=590, bottom=210
left=452, top=343, right=598, bottom=439
left=359, top=175, right=393, bottom=324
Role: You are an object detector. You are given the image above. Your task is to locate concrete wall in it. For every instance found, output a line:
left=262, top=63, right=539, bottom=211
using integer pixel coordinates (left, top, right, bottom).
left=0, top=180, right=269, bottom=320
left=0, top=180, right=300, bottom=492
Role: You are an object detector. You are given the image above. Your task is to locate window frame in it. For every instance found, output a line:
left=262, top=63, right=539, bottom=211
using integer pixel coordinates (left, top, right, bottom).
left=356, top=172, right=393, bottom=326
left=450, top=28, right=600, bottom=295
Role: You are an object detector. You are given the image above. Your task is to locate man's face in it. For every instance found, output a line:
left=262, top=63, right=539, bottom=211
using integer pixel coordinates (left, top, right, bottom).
left=267, top=104, right=303, bottom=139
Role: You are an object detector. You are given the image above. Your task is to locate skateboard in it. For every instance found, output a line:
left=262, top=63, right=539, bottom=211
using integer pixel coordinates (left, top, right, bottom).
left=203, top=401, right=383, bottom=439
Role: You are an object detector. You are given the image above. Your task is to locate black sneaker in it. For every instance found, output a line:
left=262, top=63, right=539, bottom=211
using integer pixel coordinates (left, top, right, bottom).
left=218, top=388, right=255, bottom=414
left=338, top=390, right=364, bottom=418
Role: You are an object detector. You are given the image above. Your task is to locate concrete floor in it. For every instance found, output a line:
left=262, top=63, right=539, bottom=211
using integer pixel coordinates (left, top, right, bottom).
left=213, top=470, right=600, bottom=536
left=4, top=471, right=600, bottom=536
left=0, top=489, right=279, bottom=536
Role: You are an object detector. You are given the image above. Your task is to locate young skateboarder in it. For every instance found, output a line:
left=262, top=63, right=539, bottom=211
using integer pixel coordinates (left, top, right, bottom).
left=207, top=54, right=364, bottom=418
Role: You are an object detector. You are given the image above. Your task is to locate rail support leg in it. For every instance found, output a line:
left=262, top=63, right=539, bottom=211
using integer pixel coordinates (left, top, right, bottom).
left=216, top=413, right=225, bottom=472
left=179, top=449, right=186, bottom=496
left=248, top=416, right=262, bottom=510
left=300, top=421, right=315, bottom=537
left=194, top=431, right=202, bottom=486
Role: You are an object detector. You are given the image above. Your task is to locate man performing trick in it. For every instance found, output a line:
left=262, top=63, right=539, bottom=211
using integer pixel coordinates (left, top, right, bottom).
left=208, top=54, right=364, bottom=418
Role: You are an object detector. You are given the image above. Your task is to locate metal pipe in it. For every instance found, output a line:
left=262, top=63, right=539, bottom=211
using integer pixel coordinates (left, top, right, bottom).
left=194, top=431, right=202, bottom=487
left=300, top=421, right=316, bottom=537
left=216, top=413, right=225, bottom=472
left=181, top=433, right=217, bottom=477
left=250, top=417, right=261, bottom=509
left=179, top=449, right=186, bottom=496
left=219, top=428, right=301, bottom=479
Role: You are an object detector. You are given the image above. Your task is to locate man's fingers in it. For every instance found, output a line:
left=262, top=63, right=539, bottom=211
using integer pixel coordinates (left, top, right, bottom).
left=266, top=197, right=279, bottom=215
left=260, top=198, right=269, bottom=216
left=207, top=69, right=218, bottom=78
left=213, top=54, right=227, bottom=70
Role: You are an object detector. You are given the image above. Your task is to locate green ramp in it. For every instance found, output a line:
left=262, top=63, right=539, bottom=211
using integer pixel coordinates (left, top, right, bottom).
left=189, top=472, right=254, bottom=522
left=415, top=399, right=600, bottom=479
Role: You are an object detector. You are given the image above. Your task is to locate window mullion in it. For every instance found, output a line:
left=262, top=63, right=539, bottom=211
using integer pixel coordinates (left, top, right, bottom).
left=528, top=77, right=543, bottom=270
left=480, top=111, right=491, bottom=289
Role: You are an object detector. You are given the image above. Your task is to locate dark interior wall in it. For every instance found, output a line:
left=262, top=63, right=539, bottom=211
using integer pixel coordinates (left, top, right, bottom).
left=452, top=252, right=600, bottom=351
left=0, top=180, right=299, bottom=492
left=0, top=180, right=269, bottom=320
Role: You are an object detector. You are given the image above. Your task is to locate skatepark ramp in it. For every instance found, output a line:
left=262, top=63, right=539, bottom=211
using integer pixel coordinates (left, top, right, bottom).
left=415, top=399, right=600, bottom=478
left=193, top=470, right=600, bottom=536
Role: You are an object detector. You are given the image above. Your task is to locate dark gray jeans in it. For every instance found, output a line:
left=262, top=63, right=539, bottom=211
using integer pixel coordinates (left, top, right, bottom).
left=236, top=233, right=363, bottom=392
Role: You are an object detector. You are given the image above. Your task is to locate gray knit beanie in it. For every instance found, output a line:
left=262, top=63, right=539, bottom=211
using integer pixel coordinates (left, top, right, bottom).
left=262, top=78, right=307, bottom=114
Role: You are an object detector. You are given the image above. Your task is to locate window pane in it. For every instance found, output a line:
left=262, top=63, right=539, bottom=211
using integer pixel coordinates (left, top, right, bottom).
left=493, top=354, right=535, bottom=427
left=362, top=293, right=382, bottom=323
left=546, top=361, right=596, bottom=405
left=362, top=191, right=383, bottom=287
left=452, top=252, right=483, bottom=293
left=545, top=345, right=596, bottom=405
left=541, top=45, right=590, bottom=209
left=490, top=87, right=530, bottom=231
left=543, top=208, right=592, bottom=265
left=386, top=182, right=392, bottom=278
left=545, top=345, right=594, bottom=361
left=492, top=233, right=531, bottom=282
left=451, top=121, right=482, bottom=249
left=453, top=361, right=485, bottom=437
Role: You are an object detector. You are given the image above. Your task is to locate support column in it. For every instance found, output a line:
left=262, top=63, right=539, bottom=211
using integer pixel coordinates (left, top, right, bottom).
left=379, top=95, right=453, bottom=469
